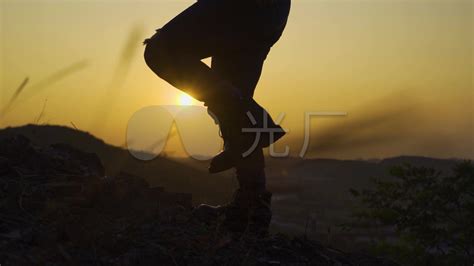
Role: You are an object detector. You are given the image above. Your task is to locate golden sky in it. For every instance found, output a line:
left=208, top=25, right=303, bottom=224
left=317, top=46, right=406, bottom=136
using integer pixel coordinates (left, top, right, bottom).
left=1, top=0, right=472, bottom=159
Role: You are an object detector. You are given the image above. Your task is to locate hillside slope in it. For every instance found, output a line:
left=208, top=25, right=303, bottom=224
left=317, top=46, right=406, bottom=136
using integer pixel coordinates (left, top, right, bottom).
left=0, top=135, right=397, bottom=265
left=0, top=125, right=235, bottom=205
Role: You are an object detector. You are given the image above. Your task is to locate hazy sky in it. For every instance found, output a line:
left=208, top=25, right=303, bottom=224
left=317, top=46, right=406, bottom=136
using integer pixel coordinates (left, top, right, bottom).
left=1, top=0, right=472, bottom=159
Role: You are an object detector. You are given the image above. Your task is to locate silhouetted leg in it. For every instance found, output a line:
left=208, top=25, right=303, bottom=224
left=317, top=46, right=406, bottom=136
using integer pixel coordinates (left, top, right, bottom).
left=144, top=0, right=290, bottom=104
left=211, top=50, right=273, bottom=235
left=208, top=47, right=286, bottom=174
left=145, top=0, right=287, bottom=173
left=144, top=0, right=258, bottom=103
left=211, top=49, right=269, bottom=99
left=146, top=0, right=291, bottom=234
left=211, top=50, right=269, bottom=188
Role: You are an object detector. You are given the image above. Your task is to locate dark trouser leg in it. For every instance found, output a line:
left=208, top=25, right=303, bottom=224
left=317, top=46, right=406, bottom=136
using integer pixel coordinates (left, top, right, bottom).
left=144, top=1, right=287, bottom=164
left=236, top=150, right=266, bottom=191
left=144, top=0, right=291, bottom=102
left=145, top=0, right=290, bottom=234
left=208, top=49, right=286, bottom=174
left=210, top=49, right=272, bottom=234
left=235, top=149, right=272, bottom=236
left=210, top=48, right=269, bottom=173
left=144, top=29, right=241, bottom=104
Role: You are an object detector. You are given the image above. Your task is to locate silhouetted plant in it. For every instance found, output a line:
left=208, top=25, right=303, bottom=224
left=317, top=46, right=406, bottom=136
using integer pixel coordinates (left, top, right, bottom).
left=348, top=161, right=474, bottom=265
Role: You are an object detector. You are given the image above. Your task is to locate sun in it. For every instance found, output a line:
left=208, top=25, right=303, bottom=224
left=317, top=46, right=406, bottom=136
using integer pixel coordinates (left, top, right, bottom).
left=178, top=93, right=194, bottom=106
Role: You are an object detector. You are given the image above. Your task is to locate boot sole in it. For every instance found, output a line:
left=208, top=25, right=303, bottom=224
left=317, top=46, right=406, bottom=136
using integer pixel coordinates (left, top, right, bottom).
left=208, top=130, right=286, bottom=174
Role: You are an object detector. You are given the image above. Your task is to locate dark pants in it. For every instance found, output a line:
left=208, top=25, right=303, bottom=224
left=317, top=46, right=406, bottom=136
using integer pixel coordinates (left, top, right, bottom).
left=144, top=0, right=291, bottom=191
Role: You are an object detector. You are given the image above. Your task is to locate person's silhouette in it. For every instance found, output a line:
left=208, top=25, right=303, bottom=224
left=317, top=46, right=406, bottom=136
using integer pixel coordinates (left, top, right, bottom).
left=144, top=0, right=291, bottom=235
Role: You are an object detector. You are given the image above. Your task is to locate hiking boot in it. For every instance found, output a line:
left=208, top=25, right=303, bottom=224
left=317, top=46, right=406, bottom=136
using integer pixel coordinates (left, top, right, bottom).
left=193, top=189, right=272, bottom=236
left=208, top=99, right=286, bottom=174
left=221, top=189, right=273, bottom=235
left=208, top=123, right=235, bottom=174
left=192, top=189, right=246, bottom=226
left=221, top=189, right=251, bottom=233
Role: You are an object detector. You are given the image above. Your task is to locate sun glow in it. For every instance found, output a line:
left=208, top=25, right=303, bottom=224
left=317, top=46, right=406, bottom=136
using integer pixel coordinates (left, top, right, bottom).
left=178, top=93, right=195, bottom=106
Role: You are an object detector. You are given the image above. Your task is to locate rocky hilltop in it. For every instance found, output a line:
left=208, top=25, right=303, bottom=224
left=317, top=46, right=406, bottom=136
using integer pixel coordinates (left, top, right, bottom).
left=0, top=135, right=396, bottom=265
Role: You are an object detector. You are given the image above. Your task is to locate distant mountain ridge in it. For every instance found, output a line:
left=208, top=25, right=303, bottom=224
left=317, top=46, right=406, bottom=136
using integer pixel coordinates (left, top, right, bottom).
left=1, top=124, right=460, bottom=167
left=0, top=124, right=461, bottom=198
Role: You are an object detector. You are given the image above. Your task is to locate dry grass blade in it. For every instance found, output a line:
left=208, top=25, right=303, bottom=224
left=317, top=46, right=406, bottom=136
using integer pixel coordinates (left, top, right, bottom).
left=1, top=61, right=89, bottom=117
left=34, top=99, right=48, bottom=124
left=70, top=121, right=79, bottom=130
left=91, top=25, right=144, bottom=130
left=24, top=60, right=89, bottom=99
left=1, top=77, right=29, bottom=117
left=109, top=25, right=144, bottom=90
left=306, top=90, right=421, bottom=155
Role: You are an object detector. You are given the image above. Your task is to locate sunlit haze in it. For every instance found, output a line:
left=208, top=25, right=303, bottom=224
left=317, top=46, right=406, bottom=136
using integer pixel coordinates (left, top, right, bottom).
left=1, top=0, right=472, bottom=159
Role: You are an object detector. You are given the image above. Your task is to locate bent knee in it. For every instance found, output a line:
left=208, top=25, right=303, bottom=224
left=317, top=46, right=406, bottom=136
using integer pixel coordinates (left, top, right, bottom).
left=143, top=32, right=173, bottom=74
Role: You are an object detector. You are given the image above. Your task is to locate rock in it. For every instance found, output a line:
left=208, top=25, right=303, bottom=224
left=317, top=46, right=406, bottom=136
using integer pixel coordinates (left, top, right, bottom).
left=50, top=143, right=105, bottom=176
left=0, top=156, right=11, bottom=175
